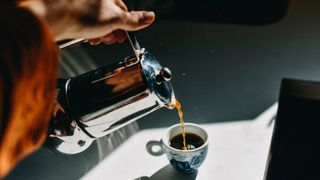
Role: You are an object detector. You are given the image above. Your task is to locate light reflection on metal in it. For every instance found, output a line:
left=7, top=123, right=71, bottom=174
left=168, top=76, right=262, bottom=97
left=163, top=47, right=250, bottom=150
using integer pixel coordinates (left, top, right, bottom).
left=47, top=51, right=175, bottom=154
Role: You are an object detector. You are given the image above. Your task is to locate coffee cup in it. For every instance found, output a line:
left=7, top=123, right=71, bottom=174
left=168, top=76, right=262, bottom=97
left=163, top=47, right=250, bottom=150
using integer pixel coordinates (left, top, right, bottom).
left=146, top=123, right=209, bottom=173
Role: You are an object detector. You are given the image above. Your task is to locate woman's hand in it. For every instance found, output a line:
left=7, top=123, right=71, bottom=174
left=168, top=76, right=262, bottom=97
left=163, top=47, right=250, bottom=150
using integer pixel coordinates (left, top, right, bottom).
left=19, top=0, right=155, bottom=43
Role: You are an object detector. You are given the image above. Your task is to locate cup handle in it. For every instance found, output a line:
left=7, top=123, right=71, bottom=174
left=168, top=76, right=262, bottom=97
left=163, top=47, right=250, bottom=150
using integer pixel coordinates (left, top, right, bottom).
left=146, top=140, right=164, bottom=156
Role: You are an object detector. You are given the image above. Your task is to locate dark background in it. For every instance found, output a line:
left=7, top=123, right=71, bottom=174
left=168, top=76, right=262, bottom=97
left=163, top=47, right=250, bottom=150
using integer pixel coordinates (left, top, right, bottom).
left=6, top=0, right=320, bottom=179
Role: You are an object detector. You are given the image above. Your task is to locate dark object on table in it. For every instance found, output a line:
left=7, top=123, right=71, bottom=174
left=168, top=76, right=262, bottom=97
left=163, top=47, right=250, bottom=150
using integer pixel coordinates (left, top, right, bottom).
left=265, top=78, right=320, bottom=180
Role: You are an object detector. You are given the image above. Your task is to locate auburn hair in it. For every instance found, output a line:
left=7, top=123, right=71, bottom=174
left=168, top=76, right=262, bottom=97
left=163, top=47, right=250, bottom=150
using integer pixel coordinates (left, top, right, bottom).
left=0, top=4, right=59, bottom=177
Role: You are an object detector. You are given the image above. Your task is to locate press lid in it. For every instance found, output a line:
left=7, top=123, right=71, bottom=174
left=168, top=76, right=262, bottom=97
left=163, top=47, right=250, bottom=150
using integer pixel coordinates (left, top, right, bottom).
left=140, top=52, right=175, bottom=107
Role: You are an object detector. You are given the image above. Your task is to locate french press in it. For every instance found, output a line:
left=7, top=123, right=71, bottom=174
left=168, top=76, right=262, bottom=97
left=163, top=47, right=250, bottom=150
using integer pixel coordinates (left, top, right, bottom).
left=46, top=32, right=175, bottom=154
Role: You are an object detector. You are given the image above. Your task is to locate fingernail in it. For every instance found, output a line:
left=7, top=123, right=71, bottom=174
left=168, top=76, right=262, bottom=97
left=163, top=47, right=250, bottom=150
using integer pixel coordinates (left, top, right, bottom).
left=142, top=11, right=155, bottom=24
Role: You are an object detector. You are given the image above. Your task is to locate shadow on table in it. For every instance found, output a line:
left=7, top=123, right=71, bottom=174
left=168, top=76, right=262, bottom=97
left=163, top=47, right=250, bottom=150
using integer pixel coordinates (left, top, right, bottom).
left=135, top=164, right=198, bottom=180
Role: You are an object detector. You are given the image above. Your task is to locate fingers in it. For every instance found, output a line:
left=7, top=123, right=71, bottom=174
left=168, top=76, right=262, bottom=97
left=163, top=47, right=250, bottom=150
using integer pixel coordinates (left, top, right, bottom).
left=115, top=0, right=155, bottom=31
left=119, top=11, right=155, bottom=31
left=102, top=33, right=116, bottom=45
left=88, top=0, right=155, bottom=45
left=103, top=30, right=126, bottom=44
left=114, top=0, right=128, bottom=11
left=88, top=30, right=127, bottom=45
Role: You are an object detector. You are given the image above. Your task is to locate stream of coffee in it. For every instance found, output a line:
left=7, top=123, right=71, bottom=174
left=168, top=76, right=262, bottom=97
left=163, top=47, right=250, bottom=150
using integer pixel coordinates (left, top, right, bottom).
left=171, top=98, right=187, bottom=150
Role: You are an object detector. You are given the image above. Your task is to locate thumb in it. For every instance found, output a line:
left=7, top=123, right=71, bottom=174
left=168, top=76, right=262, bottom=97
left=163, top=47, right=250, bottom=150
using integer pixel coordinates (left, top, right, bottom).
left=119, top=11, right=155, bottom=31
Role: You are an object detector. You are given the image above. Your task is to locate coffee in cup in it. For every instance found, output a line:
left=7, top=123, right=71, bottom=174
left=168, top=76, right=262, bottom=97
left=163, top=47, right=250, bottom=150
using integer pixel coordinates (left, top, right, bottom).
left=169, top=132, right=204, bottom=150
left=146, top=123, right=209, bottom=173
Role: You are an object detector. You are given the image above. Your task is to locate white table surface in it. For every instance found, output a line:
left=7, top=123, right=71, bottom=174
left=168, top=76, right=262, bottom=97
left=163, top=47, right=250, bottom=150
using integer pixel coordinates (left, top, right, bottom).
left=81, top=103, right=277, bottom=180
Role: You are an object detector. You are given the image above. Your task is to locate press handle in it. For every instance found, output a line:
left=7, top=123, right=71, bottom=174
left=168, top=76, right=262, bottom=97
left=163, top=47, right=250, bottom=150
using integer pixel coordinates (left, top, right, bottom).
left=126, top=31, right=145, bottom=61
left=58, top=39, right=84, bottom=49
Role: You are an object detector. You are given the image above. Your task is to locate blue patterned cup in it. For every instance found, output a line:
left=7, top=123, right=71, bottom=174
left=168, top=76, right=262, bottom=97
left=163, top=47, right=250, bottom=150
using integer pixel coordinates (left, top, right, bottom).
left=146, top=123, right=209, bottom=173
